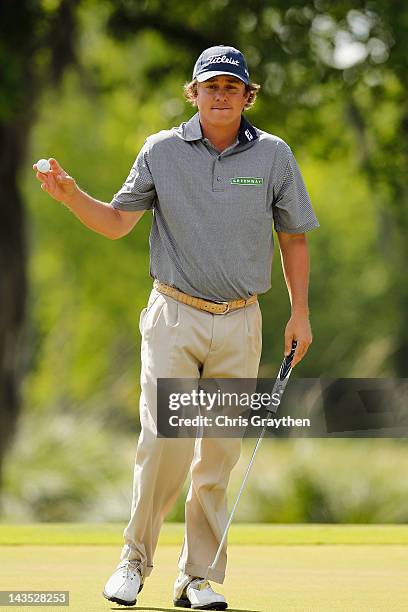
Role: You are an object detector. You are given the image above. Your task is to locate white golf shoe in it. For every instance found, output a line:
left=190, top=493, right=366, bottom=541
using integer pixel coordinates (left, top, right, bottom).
left=173, top=571, right=227, bottom=610
left=103, top=559, right=144, bottom=606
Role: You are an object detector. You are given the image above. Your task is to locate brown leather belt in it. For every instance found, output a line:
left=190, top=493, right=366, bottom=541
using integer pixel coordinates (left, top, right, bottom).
left=153, top=280, right=257, bottom=315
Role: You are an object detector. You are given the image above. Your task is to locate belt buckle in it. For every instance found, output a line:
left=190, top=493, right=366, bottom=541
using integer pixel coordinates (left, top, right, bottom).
left=214, top=301, right=230, bottom=315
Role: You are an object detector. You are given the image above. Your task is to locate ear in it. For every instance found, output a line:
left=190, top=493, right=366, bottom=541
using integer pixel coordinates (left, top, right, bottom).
left=242, top=88, right=250, bottom=107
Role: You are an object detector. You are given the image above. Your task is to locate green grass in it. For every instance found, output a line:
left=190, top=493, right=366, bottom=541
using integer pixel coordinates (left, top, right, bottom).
left=1, top=522, right=408, bottom=545
left=1, top=544, right=407, bottom=611
left=1, top=525, right=407, bottom=610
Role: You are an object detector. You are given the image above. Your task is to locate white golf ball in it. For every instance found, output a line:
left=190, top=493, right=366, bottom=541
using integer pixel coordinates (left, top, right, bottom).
left=37, top=158, right=51, bottom=173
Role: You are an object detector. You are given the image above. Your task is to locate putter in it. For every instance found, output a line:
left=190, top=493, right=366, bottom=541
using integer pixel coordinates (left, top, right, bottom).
left=204, top=340, right=298, bottom=580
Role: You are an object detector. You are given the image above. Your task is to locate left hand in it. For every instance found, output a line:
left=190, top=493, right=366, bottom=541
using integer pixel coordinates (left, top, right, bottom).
left=284, top=312, right=313, bottom=367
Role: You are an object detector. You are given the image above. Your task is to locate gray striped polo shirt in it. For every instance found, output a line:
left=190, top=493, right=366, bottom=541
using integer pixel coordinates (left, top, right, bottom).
left=111, top=112, right=319, bottom=301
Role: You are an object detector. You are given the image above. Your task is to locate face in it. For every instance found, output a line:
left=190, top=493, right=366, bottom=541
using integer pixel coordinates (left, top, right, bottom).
left=196, top=75, right=249, bottom=127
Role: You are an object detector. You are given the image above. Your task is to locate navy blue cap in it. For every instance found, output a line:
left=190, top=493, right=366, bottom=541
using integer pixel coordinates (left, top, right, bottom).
left=193, top=45, right=249, bottom=85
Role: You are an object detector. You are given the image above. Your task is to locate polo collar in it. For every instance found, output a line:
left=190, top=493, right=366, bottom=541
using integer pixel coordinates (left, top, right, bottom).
left=181, top=112, right=258, bottom=145
left=238, top=114, right=258, bottom=145
left=182, top=112, right=202, bottom=141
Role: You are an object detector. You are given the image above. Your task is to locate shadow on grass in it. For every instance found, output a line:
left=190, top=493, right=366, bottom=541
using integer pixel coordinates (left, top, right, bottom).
left=109, top=607, right=260, bottom=612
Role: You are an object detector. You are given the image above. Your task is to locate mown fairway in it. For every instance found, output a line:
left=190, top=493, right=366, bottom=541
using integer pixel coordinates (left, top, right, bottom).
left=0, top=524, right=407, bottom=611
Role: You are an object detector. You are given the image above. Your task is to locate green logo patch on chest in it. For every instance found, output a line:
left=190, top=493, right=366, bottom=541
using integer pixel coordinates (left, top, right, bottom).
left=230, top=177, right=264, bottom=186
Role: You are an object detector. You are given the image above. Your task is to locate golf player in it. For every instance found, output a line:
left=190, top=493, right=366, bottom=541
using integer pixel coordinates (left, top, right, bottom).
left=33, top=45, right=319, bottom=610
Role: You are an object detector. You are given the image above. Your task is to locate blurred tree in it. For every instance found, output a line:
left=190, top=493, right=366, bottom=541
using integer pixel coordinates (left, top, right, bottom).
left=0, top=0, right=80, bottom=495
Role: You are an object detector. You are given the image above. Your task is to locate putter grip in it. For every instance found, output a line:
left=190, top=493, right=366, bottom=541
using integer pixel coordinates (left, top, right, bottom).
left=279, top=340, right=297, bottom=380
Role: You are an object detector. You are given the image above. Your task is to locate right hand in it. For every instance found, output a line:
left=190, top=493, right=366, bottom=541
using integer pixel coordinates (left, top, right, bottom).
left=33, top=158, right=78, bottom=205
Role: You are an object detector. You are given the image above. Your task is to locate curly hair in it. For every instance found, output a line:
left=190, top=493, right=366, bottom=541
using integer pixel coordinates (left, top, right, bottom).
left=183, top=78, right=260, bottom=110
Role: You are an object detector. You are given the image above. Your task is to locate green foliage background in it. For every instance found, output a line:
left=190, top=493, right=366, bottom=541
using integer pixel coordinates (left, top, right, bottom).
left=2, top=2, right=406, bottom=522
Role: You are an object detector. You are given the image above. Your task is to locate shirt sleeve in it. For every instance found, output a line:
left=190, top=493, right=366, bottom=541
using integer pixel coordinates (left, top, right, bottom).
left=110, top=141, right=156, bottom=211
left=272, top=143, right=319, bottom=233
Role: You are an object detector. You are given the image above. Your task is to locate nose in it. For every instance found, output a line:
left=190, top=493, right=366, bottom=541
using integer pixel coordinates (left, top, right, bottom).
left=214, top=89, right=229, bottom=99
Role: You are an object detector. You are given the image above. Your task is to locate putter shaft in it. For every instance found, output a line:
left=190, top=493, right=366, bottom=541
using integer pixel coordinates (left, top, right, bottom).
left=204, top=340, right=297, bottom=580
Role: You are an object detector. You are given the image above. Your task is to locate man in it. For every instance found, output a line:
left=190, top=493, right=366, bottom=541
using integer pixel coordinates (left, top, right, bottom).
left=33, top=45, right=318, bottom=610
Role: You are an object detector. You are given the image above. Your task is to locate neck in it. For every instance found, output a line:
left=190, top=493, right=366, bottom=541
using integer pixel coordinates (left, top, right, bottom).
left=199, top=114, right=241, bottom=152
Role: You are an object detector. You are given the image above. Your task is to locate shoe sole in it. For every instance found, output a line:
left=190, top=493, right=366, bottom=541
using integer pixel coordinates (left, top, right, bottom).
left=102, top=582, right=143, bottom=607
left=174, top=599, right=228, bottom=610
left=103, top=591, right=136, bottom=606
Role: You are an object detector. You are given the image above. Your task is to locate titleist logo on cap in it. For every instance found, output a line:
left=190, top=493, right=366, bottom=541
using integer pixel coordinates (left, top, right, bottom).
left=203, top=54, right=240, bottom=67
left=193, top=45, right=250, bottom=84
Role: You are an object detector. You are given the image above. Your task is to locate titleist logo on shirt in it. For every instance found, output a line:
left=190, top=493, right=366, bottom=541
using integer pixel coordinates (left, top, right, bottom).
left=203, top=54, right=240, bottom=68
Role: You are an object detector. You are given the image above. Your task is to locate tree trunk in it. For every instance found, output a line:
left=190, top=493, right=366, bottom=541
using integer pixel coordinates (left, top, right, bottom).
left=0, top=0, right=80, bottom=508
left=0, top=122, right=28, bottom=500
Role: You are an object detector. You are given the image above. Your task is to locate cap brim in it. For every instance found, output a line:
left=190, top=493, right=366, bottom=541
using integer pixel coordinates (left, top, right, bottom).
left=196, top=71, right=248, bottom=84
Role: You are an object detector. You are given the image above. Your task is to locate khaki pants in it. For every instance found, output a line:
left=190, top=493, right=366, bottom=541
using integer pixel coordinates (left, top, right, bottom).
left=120, top=286, right=262, bottom=584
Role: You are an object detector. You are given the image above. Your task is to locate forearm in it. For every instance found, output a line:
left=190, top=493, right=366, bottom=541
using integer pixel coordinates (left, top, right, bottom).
left=278, top=234, right=310, bottom=314
left=64, top=187, right=123, bottom=240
